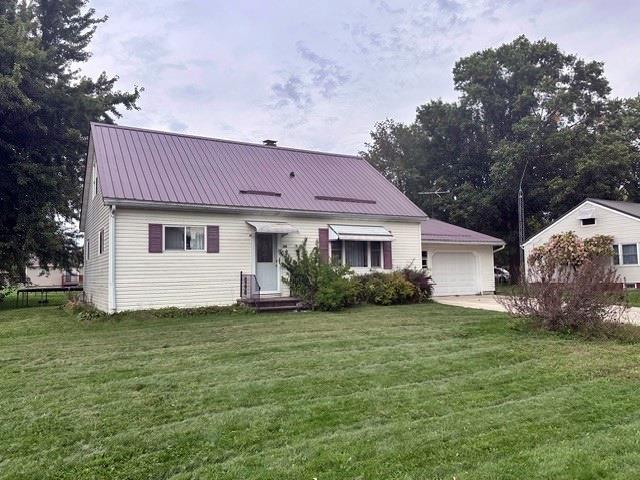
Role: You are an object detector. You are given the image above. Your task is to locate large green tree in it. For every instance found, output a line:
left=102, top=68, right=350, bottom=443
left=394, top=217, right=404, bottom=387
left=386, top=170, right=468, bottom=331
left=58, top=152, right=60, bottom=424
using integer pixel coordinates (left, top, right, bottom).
left=0, top=0, right=140, bottom=285
left=363, top=36, right=640, bottom=276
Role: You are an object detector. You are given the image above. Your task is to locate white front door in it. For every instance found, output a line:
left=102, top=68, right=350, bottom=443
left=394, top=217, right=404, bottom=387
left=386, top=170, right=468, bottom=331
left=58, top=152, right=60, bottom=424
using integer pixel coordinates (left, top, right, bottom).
left=255, top=233, right=279, bottom=293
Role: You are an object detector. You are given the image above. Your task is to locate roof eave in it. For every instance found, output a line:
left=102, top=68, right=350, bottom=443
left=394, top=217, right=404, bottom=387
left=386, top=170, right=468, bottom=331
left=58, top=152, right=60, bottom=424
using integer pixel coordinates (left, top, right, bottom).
left=104, top=198, right=429, bottom=222
left=422, top=238, right=505, bottom=246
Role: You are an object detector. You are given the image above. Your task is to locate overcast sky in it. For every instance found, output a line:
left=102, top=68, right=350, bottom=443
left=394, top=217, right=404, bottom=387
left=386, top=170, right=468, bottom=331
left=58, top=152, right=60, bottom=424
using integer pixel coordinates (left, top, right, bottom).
left=84, top=0, right=640, bottom=155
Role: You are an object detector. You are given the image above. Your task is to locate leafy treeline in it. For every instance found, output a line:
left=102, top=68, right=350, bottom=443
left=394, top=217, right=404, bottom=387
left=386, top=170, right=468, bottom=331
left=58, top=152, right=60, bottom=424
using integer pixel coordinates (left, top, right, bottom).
left=0, top=0, right=140, bottom=284
left=362, top=36, right=640, bottom=274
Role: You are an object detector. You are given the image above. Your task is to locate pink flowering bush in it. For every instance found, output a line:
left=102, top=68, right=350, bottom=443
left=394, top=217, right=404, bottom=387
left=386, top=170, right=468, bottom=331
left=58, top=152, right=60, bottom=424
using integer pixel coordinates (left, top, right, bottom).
left=501, top=232, right=627, bottom=334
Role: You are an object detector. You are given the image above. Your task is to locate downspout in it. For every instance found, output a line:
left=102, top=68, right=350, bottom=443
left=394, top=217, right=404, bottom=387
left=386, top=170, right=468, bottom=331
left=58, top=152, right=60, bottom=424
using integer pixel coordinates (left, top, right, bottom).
left=493, top=244, right=506, bottom=254
left=108, top=205, right=117, bottom=313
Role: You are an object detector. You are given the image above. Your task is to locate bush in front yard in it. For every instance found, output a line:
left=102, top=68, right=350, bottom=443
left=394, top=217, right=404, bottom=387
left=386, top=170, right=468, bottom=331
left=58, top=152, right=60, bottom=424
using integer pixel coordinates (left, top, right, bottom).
left=315, top=274, right=361, bottom=311
left=500, top=232, right=627, bottom=334
left=401, top=268, right=433, bottom=302
left=280, top=239, right=357, bottom=310
left=357, top=272, right=416, bottom=305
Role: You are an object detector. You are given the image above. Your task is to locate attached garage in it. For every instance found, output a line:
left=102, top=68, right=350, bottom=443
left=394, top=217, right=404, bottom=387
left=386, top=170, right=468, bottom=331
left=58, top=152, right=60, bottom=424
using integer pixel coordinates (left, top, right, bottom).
left=421, top=219, right=505, bottom=297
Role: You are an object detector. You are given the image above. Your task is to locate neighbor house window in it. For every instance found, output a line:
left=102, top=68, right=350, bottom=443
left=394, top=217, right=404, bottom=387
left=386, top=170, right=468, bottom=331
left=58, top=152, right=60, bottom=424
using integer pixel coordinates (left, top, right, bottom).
left=164, top=226, right=205, bottom=251
left=622, top=244, right=638, bottom=265
left=370, top=241, right=382, bottom=268
left=99, top=229, right=104, bottom=254
left=86, top=240, right=90, bottom=260
left=581, top=218, right=596, bottom=226
left=613, top=244, right=620, bottom=265
left=422, top=250, right=428, bottom=269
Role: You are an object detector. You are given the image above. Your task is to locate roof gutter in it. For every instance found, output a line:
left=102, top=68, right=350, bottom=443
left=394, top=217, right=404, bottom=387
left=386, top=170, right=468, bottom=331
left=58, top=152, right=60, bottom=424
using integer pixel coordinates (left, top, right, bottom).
left=103, top=198, right=429, bottom=223
left=422, top=239, right=506, bottom=246
left=493, top=244, right=506, bottom=254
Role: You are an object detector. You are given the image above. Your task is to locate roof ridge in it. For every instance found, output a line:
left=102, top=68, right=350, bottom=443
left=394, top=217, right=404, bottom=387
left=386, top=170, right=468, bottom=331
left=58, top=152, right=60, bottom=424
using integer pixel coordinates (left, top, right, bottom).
left=587, top=197, right=637, bottom=204
left=90, top=122, right=363, bottom=160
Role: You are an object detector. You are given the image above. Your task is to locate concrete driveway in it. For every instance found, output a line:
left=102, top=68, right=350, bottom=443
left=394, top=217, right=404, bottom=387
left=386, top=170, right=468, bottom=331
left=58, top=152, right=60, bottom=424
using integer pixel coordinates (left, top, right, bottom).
left=434, top=295, right=508, bottom=312
left=434, top=295, right=640, bottom=325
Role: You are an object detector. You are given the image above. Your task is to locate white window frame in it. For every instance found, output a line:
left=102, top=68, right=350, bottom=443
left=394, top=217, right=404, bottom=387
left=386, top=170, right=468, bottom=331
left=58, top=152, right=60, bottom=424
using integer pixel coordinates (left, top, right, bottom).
left=330, top=240, right=386, bottom=270
left=91, top=165, right=98, bottom=198
left=580, top=217, right=596, bottom=227
left=422, top=250, right=428, bottom=269
left=163, top=225, right=206, bottom=252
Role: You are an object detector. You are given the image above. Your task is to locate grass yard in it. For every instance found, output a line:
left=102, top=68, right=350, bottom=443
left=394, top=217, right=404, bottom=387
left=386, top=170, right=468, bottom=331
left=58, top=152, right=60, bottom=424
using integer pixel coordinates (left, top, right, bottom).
left=625, top=289, right=640, bottom=307
left=2, top=302, right=640, bottom=479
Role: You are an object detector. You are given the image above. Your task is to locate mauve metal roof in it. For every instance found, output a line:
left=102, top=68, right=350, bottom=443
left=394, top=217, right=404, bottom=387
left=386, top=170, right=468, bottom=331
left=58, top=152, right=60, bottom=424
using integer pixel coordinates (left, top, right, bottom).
left=421, top=218, right=505, bottom=245
left=90, top=123, right=426, bottom=218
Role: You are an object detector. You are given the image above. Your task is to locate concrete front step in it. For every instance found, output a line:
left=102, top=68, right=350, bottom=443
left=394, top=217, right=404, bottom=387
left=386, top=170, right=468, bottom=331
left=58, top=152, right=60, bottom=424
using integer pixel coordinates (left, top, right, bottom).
left=239, top=296, right=302, bottom=312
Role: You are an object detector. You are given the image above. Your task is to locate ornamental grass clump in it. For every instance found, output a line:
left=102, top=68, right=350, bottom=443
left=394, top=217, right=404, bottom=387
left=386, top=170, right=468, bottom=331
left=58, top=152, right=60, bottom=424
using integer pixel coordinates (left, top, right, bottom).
left=500, top=232, right=628, bottom=335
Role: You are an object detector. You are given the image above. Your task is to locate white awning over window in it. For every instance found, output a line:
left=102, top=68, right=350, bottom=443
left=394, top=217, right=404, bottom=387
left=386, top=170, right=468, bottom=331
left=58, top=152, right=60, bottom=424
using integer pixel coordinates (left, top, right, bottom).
left=328, top=224, right=393, bottom=242
left=246, top=221, right=299, bottom=234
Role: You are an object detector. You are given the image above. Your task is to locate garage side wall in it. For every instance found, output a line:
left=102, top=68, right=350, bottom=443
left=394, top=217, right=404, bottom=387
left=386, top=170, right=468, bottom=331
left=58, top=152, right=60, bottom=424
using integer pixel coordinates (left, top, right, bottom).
left=423, top=242, right=496, bottom=296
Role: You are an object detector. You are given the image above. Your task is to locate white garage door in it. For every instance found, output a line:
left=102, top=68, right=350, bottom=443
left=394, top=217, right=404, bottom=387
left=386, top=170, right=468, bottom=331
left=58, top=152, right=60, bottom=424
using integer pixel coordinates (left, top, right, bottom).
left=431, top=252, right=479, bottom=296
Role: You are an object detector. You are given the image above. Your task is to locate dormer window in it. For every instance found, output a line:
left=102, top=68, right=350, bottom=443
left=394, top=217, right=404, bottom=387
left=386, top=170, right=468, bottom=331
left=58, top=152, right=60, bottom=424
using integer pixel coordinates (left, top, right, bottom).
left=581, top=218, right=596, bottom=226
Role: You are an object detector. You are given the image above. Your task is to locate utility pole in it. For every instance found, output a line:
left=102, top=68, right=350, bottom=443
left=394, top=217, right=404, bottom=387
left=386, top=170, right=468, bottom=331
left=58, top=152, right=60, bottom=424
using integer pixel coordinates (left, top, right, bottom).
left=418, top=189, right=451, bottom=217
left=518, top=158, right=530, bottom=281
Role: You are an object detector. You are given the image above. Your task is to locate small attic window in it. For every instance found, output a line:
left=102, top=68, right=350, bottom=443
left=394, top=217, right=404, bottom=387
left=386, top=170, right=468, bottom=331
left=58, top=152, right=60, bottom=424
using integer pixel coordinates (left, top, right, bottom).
left=581, top=218, right=596, bottom=226
left=91, top=164, right=98, bottom=198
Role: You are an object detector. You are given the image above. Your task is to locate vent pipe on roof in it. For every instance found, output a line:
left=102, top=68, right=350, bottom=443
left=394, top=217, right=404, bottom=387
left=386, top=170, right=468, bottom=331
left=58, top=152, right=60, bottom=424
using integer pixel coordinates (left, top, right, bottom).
left=263, top=139, right=277, bottom=147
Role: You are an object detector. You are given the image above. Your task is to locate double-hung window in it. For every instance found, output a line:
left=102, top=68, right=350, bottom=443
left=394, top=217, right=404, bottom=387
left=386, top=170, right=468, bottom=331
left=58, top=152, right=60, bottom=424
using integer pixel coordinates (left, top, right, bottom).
left=164, top=226, right=205, bottom=251
left=370, top=241, right=382, bottom=268
left=332, top=240, right=385, bottom=268
left=330, top=240, right=342, bottom=264
left=621, top=244, right=638, bottom=265
left=345, top=241, right=368, bottom=267
left=613, top=244, right=620, bottom=265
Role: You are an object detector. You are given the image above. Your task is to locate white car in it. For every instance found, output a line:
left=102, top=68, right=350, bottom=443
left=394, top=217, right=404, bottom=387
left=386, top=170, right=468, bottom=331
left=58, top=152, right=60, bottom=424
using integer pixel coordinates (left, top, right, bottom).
left=494, top=267, right=511, bottom=284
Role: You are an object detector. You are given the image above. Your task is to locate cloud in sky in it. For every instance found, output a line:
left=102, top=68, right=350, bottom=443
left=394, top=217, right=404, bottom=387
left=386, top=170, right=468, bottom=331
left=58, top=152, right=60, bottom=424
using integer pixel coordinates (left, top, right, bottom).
left=85, top=0, right=640, bottom=154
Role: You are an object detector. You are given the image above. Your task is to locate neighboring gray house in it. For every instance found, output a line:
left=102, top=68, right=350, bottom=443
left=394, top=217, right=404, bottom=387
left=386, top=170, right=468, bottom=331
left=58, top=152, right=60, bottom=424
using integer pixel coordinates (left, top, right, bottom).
left=421, top=219, right=505, bottom=296
left=523, top=198, right=640, bottom=287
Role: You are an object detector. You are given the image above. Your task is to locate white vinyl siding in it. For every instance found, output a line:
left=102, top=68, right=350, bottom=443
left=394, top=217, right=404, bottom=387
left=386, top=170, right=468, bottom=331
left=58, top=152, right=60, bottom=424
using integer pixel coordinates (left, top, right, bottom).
left=423, top=242, right=496, bottom=296
left=82, top=147, right=110, bottom=311
left=113, top=209, right=422, bottom=311
left=523, top=201, right=640, bottom=284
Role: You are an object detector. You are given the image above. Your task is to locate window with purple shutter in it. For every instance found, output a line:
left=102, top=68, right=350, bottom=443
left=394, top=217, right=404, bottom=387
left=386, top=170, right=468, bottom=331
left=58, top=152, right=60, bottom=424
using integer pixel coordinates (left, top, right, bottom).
left=318, top=228, right=329, bottom=262
left=207, top=226, right=219, bottom=253
left=148, top=224, right=163, bottom=253
left=382, top=241, right=392, bottom=269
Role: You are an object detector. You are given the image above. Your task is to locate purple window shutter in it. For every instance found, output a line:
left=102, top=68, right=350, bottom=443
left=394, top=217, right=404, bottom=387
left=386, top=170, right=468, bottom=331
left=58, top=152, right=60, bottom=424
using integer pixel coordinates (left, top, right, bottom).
left=318, top=228, right=329, bottom=263
left=148, top=224, right=163, bottom=253
left=383, top=241, right=392, bottom=269
left=207, top=226, right=220, bottom=253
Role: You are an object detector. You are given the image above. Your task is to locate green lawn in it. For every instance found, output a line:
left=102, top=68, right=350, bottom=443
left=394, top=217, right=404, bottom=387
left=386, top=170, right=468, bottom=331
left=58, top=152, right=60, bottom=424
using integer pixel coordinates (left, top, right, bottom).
left=625, top=289, right=640, bottom=307
left=2, top=302, right=640, bottom=479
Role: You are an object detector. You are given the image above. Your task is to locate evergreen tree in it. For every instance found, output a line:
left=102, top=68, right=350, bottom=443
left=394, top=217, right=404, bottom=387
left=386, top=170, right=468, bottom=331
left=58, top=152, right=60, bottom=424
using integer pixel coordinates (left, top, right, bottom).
left=0, top=0, right=140, bottom=285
